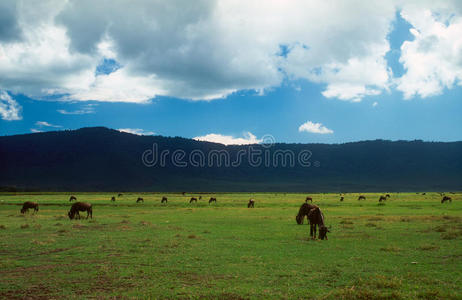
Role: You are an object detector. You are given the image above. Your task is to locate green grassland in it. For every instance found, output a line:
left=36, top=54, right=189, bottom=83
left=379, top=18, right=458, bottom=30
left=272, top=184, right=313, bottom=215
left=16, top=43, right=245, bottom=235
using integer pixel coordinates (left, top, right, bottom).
left=0, top=192, right=461, bottom=299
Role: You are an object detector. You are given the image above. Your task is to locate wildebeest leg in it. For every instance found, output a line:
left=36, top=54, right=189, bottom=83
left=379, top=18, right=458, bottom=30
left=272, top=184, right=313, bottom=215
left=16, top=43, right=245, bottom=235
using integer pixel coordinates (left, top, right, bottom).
left=310, top=224, right=314, bottom=239
left=313, top=224, right=317, bottom=239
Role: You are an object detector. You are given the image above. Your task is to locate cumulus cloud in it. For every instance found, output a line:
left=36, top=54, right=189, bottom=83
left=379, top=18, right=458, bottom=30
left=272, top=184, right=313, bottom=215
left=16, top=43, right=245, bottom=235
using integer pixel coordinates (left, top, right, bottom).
left=0, top=91, right=22, bottom=121
left=0, top=1, right=461, bottom=103
left=194, top=132, right=262, bottom=145
left=118, top=128, right=155, bottom=136
left=298, top=121, right=333, bottom=134
left=396, top=6, right=462, bottom=98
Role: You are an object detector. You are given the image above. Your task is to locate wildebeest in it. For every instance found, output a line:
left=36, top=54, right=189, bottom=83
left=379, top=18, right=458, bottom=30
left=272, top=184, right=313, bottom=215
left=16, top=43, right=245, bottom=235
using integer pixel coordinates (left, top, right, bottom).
left=111, top=196, right=116, bottom=202
left=190, top=197, right=197, bottom=203
left=136, top=197, right=144, bottom=203
left=118, top=193, right=123, bottom=197
left=69, top=195, right=77, bottom=202
left=296, top=203, right=317, bottom=225
left=199, top=196, right=202, bottom=200
left=385, top=194, right=390, bottom=198
left=340, top=196, right=344, bottom=202
left=68, top=202, right=92, bottom=220
left=248, top=199, right=255, bottom=208
left=305, top=196, right=313, bottom=203
left=441, top=196, right=452, bottom=203
left=182, top=192, right=186, bottom=196
left=161, top=196, right=168, bottom=203
left=21, top=201, right=39, bottom=214
left=209, top=197, right=217, bottom=204
left=379, top=195, right=387, bottom=202
left=358, top=195, right=366, bottom=201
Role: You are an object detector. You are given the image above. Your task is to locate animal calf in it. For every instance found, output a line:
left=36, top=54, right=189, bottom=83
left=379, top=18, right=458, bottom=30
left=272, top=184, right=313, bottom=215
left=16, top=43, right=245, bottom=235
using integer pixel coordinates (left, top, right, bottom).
left=307, top=206, right=329, bottom=240
left=248, top=199, right=255, bottom=208
left=21, top=201, right=39, bottom=214
left=441, top=196, right=452, bottom=203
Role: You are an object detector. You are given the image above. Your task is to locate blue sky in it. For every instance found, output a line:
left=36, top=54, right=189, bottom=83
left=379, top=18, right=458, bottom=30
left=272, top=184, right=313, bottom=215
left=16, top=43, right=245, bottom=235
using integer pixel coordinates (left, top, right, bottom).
left=1, top=1, right=461, bottom=144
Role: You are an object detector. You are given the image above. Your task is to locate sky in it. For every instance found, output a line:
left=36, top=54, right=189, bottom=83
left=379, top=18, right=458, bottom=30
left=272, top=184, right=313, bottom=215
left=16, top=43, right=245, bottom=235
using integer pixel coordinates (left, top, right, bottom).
left=0, top=0, right=462, bottom=144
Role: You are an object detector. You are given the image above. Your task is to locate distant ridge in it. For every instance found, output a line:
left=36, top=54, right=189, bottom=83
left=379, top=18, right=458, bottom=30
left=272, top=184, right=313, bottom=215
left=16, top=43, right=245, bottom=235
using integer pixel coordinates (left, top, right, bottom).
left=1, top=127, right=461, bottom=192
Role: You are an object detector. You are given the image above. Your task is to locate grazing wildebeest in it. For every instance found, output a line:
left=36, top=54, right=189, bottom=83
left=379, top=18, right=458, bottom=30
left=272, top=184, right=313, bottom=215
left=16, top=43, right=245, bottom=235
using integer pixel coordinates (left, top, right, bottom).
left=118, top=193, right=123, bottom=197
left=379, top=195, right=387, bottom=202
left=68, top=202, right=92, bottom=220
left=21, top=201, right=39, bottom=214
left=248, top=199, right=255, bottom=208
left=296, top=203, right=317, bottom=225
left=209, top=197, right=217, bottom=204
left=305, top=196, right=313, bottom=203
left=189, top=197, right=197, bottom=203
left=182, top=192, right=186, bottom=196
left=161, top=196, right=168, bottom=203
left=111, top=196, right=116, bottom=202
left=340, top=196, right=344, bottom=202
left=441, top=196, right=452, bottom=203
left=69, top=195, right=77, bottom=202
left=385, top=194, right=390, bottom=198
left=136, top=197, right=144, bottom=203
left=422, top=192, right=426, bottom=195
left=199, top=196, right=202, bottom=200
left=358, top=195, right=366, bottom=201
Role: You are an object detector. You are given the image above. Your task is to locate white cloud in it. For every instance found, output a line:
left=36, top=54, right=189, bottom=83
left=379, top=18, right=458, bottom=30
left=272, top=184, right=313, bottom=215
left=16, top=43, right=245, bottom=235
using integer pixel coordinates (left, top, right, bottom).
left=0, top=91, right=22, bottom=121
left=396, top=6, right=462, bottom=99
left=298, top=121, right=333, bottom=134
left=372, top=101, right=379, bottom=107
left=194, top=132, right=262, bottom=145
left=57, top=104, right=96, bottom=115
left=118, top=128, right=155, bottom=136
left=35, top=121, right=62, bottom=128
left=30, top=129, right=42, bottom=133
left=0, top=1, right=461, bottom=103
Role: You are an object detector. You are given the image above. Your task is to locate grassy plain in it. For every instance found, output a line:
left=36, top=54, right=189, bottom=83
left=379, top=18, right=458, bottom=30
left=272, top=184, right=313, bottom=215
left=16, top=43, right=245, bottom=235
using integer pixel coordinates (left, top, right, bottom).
left=0, top=192, right=461, bottom=299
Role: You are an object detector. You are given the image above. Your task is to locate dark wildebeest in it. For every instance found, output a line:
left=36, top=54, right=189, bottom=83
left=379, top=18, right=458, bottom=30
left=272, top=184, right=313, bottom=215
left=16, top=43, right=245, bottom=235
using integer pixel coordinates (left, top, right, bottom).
left=118, top=193, right=123, bottom=197
left=136, top=197, right=144, bottom=203
left=21, top=201, right=39, bottom=214
left=111, top=196, right=116, bottom=202
left=199, top=196, right=202, bottom=200
left=340, top=196, right=344, bottom=202
left=209, top=197, right=217, bottom=204
left=190, top=197, right=197, bottom=203
left=68, top=202, right=92, bottom=220
left=69, top=195, right=77, bottom=202
left=305, top=196, right=313, bottom=203
left=296, top=203, right=329, bottom=239
left=358, top=195, right=366, bottom=201
left=386, top=194, right=390, bottom=198
left=441, top=196, right=452, bottom=203
left=248, top=199, right=255, bottom=208
left=161, top=196, right=168, bottom=203
left=182, top=192, right=186, bottom=196
left=379, top=195, right=387, bottom=202
left=296, top=203, right=317, bottom=225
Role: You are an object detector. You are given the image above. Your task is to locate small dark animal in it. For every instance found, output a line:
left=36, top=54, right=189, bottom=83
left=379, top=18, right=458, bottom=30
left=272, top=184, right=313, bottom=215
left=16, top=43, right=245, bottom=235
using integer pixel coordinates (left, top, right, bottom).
left=111, top=196, right=116, bottom=202
left=385, top=194, right=390, bottom=198
left=307, top=206, right=328, bottom=240
left=248, top=199, right=255, bottom=208
left=69, top=195, right=77, bottom=202
left=340, top=196, right=344, bottom=202
left=137, top=197, right=144, bottom=203
left=305, top=196, right=313, bottom=203
left=199, top=196, right=202, bottom=200
left=441, top=196, right=452, bottom=203
left=358, top=195, right=366, bottom=201
left=21, top=201, right=39, bottom=214
left=161, top=196, right=168, bottom=203
left=296, top=203, right=317, bottom=225
left=422, top=192, right=426, bottom=195
left=209, top=197, right=217, bottom=204
left=182, top=192, right=186, bottom=196
left=118, top=193, right=123, bottom=197
left=379, top=195, right=387, bottom=202
left=190, top=197, right=197, bottom=203
left=68, top=202, right=92, bottom=220
left=318, top=225, right=330, bottom=240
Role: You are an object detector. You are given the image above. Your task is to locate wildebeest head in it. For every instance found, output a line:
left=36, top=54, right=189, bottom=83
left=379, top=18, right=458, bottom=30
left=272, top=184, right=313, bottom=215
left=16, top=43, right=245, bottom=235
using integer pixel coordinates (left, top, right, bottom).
left=68, top=211, right=74, bottom=220
left=20, top=208, right=26, bottom=214
left=295, top=214, right=303, bottom=225
left=319, top=225, right=330, bottom=240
